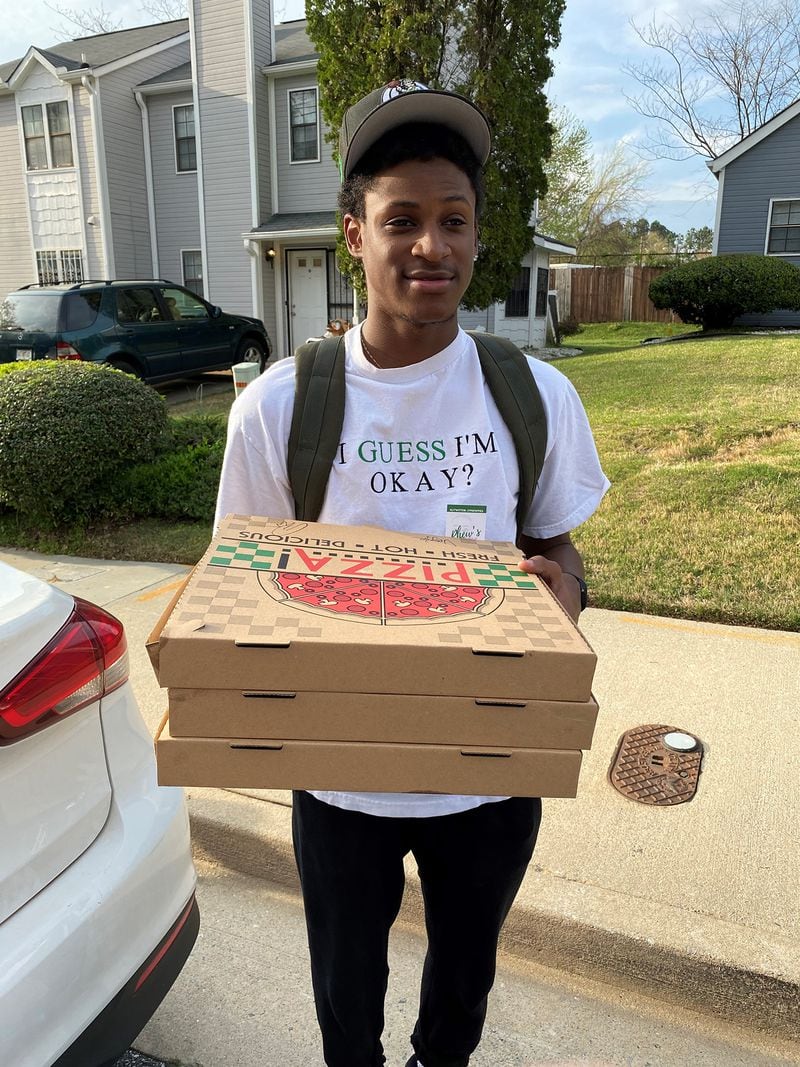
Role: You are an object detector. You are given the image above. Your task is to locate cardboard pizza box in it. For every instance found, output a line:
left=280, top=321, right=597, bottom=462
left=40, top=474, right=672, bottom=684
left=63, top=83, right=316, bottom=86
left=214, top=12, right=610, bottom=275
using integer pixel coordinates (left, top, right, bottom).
left=166, top=688, right=599, bottom=750
left=147, top=515, right=597, bottom=703
left=154, top=713, right=583, bottom=797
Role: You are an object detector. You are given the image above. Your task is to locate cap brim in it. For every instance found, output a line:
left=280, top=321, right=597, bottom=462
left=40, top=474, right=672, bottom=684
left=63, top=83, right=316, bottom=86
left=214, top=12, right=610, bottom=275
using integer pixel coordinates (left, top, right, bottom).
left=343, top=90, right=491, bottom=179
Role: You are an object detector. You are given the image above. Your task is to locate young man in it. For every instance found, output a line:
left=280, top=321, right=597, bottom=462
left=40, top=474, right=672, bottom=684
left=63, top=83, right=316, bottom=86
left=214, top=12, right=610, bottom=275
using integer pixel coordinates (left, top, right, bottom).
left=215, top=82, right=609, bottom=1067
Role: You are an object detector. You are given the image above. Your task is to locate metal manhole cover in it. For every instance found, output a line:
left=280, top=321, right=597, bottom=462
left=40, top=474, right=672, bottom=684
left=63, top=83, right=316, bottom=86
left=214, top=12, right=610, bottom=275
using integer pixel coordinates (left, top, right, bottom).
left=609, top=724, right=703, bottom=805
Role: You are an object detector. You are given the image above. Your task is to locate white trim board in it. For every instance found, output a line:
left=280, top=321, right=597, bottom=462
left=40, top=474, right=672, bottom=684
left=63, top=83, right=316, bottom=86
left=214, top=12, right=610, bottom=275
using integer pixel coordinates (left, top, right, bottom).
left=708, top=99, right=800, bottom=174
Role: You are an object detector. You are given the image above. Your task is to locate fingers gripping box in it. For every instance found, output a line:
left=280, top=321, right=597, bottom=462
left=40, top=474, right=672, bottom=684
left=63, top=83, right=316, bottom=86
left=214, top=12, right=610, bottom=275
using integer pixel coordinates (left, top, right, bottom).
left=148, top=515, right=599, bottom=796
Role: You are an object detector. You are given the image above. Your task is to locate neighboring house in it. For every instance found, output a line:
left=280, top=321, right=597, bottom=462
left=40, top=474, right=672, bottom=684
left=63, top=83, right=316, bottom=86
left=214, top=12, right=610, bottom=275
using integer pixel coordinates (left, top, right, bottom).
left=709, top=99, right=800, bottom=326
left=0, top=1, right=574, bottom=357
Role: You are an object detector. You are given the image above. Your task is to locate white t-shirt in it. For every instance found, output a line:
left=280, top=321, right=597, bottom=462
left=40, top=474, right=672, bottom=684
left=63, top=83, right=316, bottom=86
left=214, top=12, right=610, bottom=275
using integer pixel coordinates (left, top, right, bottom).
left=215, top=325, right=609, bottom=818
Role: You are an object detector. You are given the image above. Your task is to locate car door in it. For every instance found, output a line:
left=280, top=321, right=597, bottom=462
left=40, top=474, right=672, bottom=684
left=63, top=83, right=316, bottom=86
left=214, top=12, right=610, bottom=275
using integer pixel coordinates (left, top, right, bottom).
left=158, top=285, right=235, bottom=373
left=114, top=286, right=183, bottom=380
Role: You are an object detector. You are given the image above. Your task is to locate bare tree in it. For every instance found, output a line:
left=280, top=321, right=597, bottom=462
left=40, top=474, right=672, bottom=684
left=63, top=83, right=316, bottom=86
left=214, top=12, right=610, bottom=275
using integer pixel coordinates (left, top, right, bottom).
left=46, top=0, right=186, bottom=40
left=140, top=0, right=187, bottom=21
left=625, top=0, right=800, bottom=160
left=46, top=2, right=123, bottom=37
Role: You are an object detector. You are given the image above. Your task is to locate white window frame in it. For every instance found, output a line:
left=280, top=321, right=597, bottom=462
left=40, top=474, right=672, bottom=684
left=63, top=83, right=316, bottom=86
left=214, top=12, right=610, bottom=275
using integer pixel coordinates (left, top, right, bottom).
left=180, top=248, right=204, bottom=297
left=173, top=103, right=197, bottom=175
left=287, top=86, right=320, bottom=165
left=764, top=197, right=800, bottom=257
left=19, top=99, right=75, bottom=172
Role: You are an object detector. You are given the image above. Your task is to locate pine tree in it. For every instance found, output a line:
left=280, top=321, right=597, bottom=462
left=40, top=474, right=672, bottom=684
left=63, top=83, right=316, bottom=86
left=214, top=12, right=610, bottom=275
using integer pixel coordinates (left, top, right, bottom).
left=305, top=0, right=565, bottom=309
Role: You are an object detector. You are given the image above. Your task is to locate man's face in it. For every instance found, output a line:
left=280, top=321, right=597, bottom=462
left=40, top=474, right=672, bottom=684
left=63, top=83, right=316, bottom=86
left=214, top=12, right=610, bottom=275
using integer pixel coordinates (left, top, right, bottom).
left=343, top=157, right=478, bottom=332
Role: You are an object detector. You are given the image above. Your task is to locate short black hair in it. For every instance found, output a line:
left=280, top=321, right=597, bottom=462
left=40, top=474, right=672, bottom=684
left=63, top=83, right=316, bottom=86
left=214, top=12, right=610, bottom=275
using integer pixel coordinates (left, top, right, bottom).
left=338, top=121, right=485, bottom=220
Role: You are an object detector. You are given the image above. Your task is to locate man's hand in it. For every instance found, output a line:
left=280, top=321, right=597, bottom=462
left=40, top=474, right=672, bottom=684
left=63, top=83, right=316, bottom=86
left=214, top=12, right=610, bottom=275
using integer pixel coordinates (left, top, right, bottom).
left=520, top=555, right=581, bottom=622
left=517, top=532, right=585, bottom=624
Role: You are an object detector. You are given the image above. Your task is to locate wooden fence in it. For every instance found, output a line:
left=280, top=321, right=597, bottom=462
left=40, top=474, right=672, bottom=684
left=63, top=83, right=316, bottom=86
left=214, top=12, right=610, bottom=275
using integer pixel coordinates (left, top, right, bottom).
left=549, top=265, right=677, bottom=324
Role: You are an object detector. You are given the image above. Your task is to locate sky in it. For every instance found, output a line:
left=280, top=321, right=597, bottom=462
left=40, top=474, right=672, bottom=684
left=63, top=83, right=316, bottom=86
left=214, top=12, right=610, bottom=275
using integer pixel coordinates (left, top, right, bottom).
left=1, top=0, right=717, bottom=236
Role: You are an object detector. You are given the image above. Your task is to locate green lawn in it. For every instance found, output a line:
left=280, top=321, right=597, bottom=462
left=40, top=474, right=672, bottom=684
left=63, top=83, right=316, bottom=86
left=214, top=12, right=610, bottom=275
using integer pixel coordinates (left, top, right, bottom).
left=1, top=325, right=797, bottom=630
left=560, top=324, right=800, bottom=630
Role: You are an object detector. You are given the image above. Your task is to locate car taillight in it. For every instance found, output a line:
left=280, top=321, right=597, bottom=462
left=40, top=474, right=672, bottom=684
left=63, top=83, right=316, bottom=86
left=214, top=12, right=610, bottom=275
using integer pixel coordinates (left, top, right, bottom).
left=0, top=597, right=128, bottom=743
left=56, top=340, right=83, bottom=360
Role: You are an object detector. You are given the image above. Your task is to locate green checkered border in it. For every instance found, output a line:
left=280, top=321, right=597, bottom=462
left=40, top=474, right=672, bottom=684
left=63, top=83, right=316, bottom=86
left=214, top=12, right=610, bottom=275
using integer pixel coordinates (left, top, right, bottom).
left=473, top=563, right=538, bottom=588
left=209, top=541, right=276, bottom=570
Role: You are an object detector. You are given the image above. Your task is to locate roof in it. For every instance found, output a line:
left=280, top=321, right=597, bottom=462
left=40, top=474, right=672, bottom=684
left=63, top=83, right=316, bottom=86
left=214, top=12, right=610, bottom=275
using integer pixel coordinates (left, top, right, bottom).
left=273, top=20, right=317, bottom=65
left=248, top=211, right=337, bottom=238
left=0, top=19, right=188, bottom=84
left=138, top=61, right=193, bottom=88
left=534, top=233, right=577, bottom=255
left=708, top=97, right=800, bottom=174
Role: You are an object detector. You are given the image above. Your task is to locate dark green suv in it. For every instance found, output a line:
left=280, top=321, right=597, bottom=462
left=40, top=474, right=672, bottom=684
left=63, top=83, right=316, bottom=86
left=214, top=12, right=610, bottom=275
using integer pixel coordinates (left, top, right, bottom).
left=0, top=279, right=272, bottom=382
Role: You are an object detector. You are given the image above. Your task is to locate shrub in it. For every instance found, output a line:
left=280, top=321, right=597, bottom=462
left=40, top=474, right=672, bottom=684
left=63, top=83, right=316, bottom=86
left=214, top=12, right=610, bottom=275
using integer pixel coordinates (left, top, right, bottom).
left=649, top=254, right=800, bottom=330
left=558, top=316, right=583, bottom=337
left=0, top=361, right=168, bottom=526
left=168, top=412, right=229, bottom=450
left=114, top=440, right=223, bottom=521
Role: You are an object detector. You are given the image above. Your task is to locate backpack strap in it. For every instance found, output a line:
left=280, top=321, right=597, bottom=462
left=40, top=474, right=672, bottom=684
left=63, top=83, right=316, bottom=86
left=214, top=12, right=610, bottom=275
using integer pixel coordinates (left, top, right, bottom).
left=287, top=331, right=547, bottom=537
left=467, top=332, right=547, bottom=539
left=288, top=335, right=346, bottom=521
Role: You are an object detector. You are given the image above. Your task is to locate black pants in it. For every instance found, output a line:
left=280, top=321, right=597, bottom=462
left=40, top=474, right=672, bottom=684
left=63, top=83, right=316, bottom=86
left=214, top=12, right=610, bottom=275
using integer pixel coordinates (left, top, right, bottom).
left=292, top=790, right=542, bottom=1067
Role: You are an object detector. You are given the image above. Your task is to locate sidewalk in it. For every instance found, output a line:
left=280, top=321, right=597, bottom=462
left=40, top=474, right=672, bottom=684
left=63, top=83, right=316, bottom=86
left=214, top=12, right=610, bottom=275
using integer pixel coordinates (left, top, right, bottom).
left=3, top=547, right=798, bottom=1041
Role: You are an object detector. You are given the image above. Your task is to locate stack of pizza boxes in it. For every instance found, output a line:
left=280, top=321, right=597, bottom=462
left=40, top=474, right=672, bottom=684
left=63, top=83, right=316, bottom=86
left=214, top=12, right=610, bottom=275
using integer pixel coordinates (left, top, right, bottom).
left=148, top=515, right=599, bottom=797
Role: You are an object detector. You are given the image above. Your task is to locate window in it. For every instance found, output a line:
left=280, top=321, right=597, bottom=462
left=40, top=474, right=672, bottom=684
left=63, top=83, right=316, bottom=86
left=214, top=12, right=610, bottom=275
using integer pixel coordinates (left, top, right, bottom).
left=504, top=267, right=531, bottom=318
left=766, top=199, right=800, bottom=255
left=160, top=286, right=208, bottom=321
left=182, top=250, right=204, bottom=296
left=174, top=105, right=196, bottom=172
left=289, top=88, right=319, bottom=163
left=116, top=288, right=164, bottom=324
left=535, top=267, right=549, bottom=317
left=64, top=291, right=102, bottom=331
left=21, top=102, right=74, bottom=170
left=35, top=249, right=84, bottom=285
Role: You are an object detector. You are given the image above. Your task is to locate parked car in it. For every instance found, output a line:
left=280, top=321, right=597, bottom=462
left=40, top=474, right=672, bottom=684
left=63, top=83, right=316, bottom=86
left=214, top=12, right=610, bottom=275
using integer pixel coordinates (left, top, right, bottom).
left=0, top=279, right=272, bottom=383
left=0, top=561, right=198, bottom=1066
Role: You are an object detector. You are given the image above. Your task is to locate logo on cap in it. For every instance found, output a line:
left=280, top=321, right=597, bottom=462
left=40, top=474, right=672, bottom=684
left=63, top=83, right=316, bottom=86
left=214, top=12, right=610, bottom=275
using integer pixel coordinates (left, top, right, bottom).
left=381, top=79, right=429, bottom=103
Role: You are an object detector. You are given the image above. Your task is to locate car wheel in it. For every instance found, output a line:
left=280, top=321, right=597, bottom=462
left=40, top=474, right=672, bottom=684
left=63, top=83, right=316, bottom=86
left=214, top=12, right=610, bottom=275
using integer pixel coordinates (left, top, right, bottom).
left=109, top=360, right=141, bottom=378
left=236, top=337, right=267, bottom=373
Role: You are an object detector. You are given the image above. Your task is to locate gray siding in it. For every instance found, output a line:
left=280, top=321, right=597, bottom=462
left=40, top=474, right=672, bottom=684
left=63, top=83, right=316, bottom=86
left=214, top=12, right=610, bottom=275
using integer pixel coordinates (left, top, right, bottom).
left=147, top=90, right=201, bottom=285
left=72, top=85, right=103, bottom=278
left=275, top=73, right=339, bottom=214
left=252, top=0, right=274, bottom=222
left=260, top=257, right=278, bottom=357
left=100, top=41, right=189, bottom=278
left=0, top=95, right=35, bottom=293
left=193, top=0, right=252, bottom=313
left=458, top=307, right=493, bottom=332
left=717, top=113, right=800, bottom=325
left=717, top=114, right=800, bottom=265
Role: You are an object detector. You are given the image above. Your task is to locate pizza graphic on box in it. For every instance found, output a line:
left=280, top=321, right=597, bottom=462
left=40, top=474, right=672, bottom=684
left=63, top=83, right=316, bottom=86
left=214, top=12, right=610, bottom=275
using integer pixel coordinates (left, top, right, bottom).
left=267, top=571, right=497, bottom=625
left=207, top=539, right=539, bottom=626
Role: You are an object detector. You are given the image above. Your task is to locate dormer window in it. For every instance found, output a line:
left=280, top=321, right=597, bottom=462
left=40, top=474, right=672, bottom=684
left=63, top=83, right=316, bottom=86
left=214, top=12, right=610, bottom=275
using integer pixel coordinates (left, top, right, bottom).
left=21, top=102, right=74, bottom=170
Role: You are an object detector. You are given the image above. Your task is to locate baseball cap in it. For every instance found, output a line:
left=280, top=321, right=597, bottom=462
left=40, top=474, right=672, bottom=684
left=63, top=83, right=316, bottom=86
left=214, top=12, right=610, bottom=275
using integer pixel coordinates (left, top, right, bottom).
left=339, top=79, right=491, bottom=181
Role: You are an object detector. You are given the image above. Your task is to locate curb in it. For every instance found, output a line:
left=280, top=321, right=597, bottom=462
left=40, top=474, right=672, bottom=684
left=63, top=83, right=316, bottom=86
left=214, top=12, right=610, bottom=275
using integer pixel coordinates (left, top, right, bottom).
left=187, top=793, right=800, bottom=1045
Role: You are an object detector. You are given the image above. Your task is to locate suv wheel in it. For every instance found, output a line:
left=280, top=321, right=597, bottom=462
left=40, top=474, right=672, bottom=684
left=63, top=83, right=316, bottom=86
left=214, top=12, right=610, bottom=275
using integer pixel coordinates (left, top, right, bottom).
left=236, top=337, right=267, bottom=374
left=109, top=360, right=141, bottom=378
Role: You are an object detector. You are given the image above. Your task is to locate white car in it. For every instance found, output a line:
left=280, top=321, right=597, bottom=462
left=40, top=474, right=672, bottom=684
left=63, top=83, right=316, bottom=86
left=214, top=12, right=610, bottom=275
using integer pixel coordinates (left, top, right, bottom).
left=0, top=561, right=198, bottom=1067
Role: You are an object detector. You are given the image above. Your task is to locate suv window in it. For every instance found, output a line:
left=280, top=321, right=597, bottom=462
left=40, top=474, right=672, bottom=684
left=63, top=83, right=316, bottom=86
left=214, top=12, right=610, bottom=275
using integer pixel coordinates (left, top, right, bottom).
left=63, top=291, right=102, bottom=332
left=116, top=288, right=164, bottom=324
left=1, top=292, right=61, bottom=332
left=160, top=287, right=208, bottom=322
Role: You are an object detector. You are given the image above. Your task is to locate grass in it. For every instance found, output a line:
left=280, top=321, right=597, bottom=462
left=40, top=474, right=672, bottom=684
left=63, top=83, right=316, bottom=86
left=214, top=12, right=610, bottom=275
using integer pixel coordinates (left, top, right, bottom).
left=1, top=324, right=797, bottom=630
left=559, top=323, right=800, bottom=630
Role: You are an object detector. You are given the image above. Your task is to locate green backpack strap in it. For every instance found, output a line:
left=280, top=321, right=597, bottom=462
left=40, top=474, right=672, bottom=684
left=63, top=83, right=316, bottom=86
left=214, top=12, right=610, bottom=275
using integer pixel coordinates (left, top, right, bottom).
left=467, top=332, right=547, bottom=539
left=288, top=335, right=346, bottom=521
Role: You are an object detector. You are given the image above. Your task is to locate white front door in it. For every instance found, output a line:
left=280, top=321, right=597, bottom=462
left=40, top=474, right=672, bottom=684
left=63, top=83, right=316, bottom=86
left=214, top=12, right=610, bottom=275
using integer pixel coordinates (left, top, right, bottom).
left=288, top=250, right=328, bottom=349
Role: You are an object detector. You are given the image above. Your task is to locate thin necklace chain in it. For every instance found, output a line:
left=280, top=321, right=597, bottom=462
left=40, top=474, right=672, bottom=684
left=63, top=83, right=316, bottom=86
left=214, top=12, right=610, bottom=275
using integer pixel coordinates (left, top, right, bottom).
left=360, top=333, right=385, bottom=369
